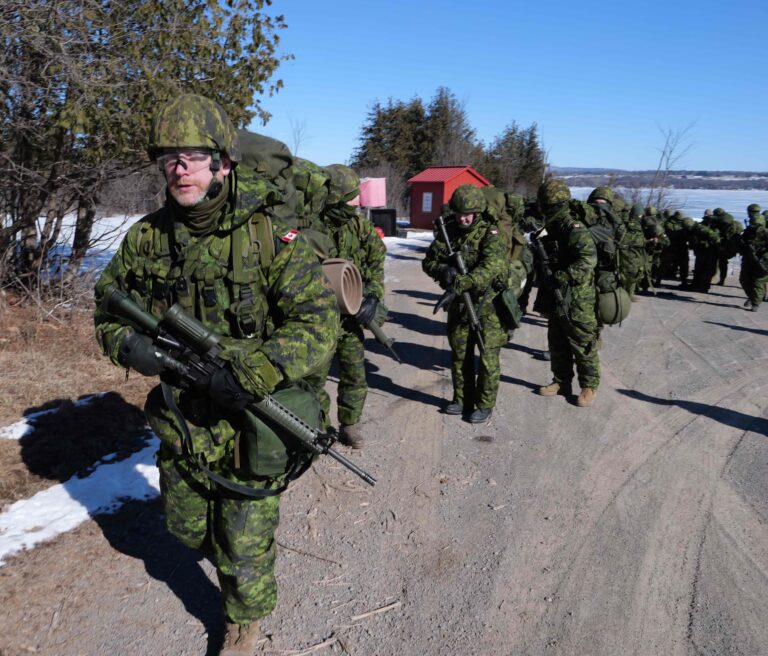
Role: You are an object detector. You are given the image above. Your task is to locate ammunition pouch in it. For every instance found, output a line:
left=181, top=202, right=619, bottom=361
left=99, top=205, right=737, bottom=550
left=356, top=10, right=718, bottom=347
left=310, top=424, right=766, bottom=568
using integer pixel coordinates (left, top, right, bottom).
left=238, top=382, right=321, bottom=479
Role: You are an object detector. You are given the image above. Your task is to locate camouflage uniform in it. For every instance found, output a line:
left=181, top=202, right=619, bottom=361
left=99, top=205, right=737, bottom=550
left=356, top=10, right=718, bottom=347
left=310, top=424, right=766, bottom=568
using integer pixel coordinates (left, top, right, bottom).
left=94, top=96, right=339, bottom=626
left=661, top=211, right=690, bottom=285
left=690, top=212, right=721, bottom=292
left=620, top=204, right=650, bottom=298
left=423, top=185, right=508, bottom=417
left=739, top=206, right=768, bottom=309
left=537, top=181, right=600, bottom=392
left=639, top=208, right=669, bottom=292
left=311, top=165, right=386, bottom=430
left=710, top=209, right=743, bottom=285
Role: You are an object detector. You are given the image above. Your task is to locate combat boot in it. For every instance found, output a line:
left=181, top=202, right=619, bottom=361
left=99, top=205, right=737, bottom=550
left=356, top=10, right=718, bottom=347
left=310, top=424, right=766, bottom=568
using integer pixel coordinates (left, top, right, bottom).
left=538, top=382, right=571, bottom=397
left=339, top=424, right=364, bottom=449
left=468, top=407, right=492, bottom=423
left=442, top=401, right=463, bottom=415
left=576, top=388, right=597, bottom=407
left=220, top=621, right=262, bottom=655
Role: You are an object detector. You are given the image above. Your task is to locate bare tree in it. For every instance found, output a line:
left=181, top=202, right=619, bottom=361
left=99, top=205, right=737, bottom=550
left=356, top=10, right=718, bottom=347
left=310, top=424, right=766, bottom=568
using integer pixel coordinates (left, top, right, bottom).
left=288, top=116, right=310, bottom=158
left=644, top=123, right=696, bottom=209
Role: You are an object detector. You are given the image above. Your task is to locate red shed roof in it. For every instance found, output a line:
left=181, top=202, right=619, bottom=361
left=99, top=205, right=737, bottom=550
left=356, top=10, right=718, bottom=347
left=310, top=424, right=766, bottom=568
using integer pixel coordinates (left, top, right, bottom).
left=408, top=166, right=491, bottom=185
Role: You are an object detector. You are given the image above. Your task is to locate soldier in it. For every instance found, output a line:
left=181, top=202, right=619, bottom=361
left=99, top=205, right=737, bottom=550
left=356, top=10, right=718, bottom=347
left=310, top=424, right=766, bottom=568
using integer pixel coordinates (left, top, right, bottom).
left=661, top=210, right=691, bottom=287
left=639, top=206, right=668, bottom=294
left=313, top=164, right=387, bottom=448
left=739, top=204, right=768, bottom=311
left=711, top=209, right=743, bottom=285
left=535, top=179, right=600, bottom=407
left=93, top=95, right=340, bottom=655
left=690, top=210, right=721, bottom=292
left=621, top=204, right=649, bottom=300
left=423, top=184, right=508, bottom=423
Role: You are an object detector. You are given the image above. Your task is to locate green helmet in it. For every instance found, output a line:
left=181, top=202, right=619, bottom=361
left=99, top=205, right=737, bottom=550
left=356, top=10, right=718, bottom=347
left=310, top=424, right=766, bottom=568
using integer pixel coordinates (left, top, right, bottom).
left=148, top=94, right=240, bottom=163
left=750, top=213, right=766, bottom=227
left=629, top=203, right=644, bottom=220
left=324, top=164, right=360, bottom=205
left=450, top=184, right=487, bottom=214
left=713, top=207, right=725, bottom=216
left=703, top=208, right=713, bottom=217
left=612, top=193, right=627, bottom=213
left=747, top=203, right=761, bottom=215
left=537, top=179, right=571, bottom=208
left=645, top=205, right=658, bottom=217
left=683, top=218, right=695, bottom=230
left=662, top=209, right=673, bottom=219
left=587, top=186, right=614, bottom=204
left=672, top=210, right=684, bottom=220
left=481, top=186, right=507, bottom=221
left=505, top=191, right=525, bottom=220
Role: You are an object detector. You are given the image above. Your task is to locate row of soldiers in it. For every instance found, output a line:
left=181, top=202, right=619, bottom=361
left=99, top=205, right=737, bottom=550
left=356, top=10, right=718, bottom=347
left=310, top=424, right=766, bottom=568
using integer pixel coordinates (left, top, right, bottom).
left=422, top=181, right=768, bottom=424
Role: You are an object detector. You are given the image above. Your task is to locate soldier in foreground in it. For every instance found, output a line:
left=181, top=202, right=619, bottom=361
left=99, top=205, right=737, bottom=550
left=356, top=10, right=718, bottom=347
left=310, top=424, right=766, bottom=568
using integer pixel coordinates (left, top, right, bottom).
left=423, top=184, right=508, bottom=423
left=534, top=179, right=600, bottom=407
left=93, top=95, right=339, bottom=655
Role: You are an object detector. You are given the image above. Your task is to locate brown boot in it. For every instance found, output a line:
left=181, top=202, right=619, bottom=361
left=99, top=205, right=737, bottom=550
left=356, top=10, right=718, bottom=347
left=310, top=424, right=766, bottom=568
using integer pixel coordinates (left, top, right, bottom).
left=576, top=388, right=597, bottom=407
left=538, top=381, right=571, bottom=397
left=220, top=621, right=262, bottom=655
left=339, top=424, right=364, bottom=449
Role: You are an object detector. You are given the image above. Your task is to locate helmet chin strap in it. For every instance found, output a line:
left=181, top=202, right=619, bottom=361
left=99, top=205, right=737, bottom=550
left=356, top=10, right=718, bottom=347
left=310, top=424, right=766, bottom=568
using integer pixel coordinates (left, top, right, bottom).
left=206, top=151, right=223, bottom=199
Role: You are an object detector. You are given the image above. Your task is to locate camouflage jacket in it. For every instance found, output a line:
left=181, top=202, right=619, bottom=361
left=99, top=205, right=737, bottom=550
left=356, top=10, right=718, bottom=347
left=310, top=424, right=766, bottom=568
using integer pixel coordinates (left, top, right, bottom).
left=94, top=171, right=340, bottom=395
left=541, top=206, right=598, bottom=289
left=422, top=216, right=508, bottom=302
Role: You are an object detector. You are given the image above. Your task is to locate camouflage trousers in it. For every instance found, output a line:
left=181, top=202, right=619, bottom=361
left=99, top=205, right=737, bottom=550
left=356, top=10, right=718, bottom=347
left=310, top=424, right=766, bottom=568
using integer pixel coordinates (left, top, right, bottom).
left=739, top=264, right=768, bottom=307
left=306, top=321, right=367, bottom=427
left=447, top=303, right=505, bottom=410
left=156, top=445, right=281, bottom=624
left=548, top=314, right=601, bottom=390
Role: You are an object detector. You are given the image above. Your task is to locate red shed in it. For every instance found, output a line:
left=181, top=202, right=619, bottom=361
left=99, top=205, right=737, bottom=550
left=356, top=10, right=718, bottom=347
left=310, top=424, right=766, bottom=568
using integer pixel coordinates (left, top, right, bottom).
left=408, top=166, right=490, bottom=229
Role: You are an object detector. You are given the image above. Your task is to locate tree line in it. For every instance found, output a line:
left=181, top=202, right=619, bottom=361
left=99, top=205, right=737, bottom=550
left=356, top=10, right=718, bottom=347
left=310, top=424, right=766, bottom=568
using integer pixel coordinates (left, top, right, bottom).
left=350, top=87, right=547, bottom=215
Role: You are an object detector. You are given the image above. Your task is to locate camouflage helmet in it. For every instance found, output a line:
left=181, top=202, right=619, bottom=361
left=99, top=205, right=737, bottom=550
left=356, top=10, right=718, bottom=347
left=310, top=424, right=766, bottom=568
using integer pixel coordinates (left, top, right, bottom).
left=750, top=213, right=766, bottom=227
left=505, top=191, right=525, bottom=219
left=148, top=94, right=240, bottom=163
left=662, top=209, right=674, bottom=219
left=683, top=217, right=695, bottom=230
left=450, top=184, right=487, bottom=214
left=629, top=203, right=644, bottom=220
left=703, top=208, right=713, bottom=217
left=645, top=205, right=658, bottom=217
left=324, top=164, right=360, bottom=205
left=713, top=207, right=725, bottom=216
left=587, top=186, right=614, bottom=204
left=672, top=210, right=684, bottom=220
left=481, top=186, right=507, bottom=221
left=747, top=203, right=761, bottom=215
left=612, top=192, right=627, bottom=213
left=537, top=179, right=571, bottom=208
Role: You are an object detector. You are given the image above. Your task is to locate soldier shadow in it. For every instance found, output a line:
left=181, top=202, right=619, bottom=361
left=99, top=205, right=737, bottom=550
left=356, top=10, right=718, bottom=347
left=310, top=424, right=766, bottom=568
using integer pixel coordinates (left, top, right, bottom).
left=16, top=392, right=224, bottom=653
left=503, top=340, right=549, bottom=360
left=387, top=309, right=447, bottom=337
left=336, top=359, right=445, bottom=408
left=653, top=291, right=741, bottom=310
left=392, top=288, right=443, bottom=303
left=390, top=241, right=429, bottom=253
left=386, top=252, right=422, bottom=262
left=702, top=321, right=768, bottom=337
left=500, top=373, right=541, bottom=392
left=361, top=339, right=449, bottom=376
left=616, top=388, right=768, bottom=435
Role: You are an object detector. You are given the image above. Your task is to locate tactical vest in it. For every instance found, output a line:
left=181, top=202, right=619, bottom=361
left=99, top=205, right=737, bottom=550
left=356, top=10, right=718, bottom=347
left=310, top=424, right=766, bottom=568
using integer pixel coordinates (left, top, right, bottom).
left=128, top=207, right=283, bottom=343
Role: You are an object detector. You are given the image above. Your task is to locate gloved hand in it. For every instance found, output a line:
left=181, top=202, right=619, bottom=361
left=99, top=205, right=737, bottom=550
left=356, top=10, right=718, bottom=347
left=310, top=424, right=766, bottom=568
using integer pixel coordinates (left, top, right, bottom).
left=208, top=368, right=253, bottom=412
left=355, top=295, right=379, bottom=326
left=452, top=274, right=474, bottom=295
left=118, top=332, right=166, bottom=376
left=219, top=345, right=283, bottom=400
left=439, top=266, right=459, bottom=289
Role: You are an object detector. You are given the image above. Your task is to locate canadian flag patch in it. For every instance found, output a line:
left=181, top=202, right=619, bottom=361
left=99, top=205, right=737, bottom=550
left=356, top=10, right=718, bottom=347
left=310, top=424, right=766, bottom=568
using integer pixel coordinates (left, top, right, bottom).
left=280, top=229, right=300, bottom=243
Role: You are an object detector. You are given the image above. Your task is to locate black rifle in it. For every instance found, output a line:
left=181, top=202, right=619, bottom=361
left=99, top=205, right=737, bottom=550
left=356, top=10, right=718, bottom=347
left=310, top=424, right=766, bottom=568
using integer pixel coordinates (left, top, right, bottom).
left=530, top=228, right=572, bottom=324
left=102, top=286, right=376, bottom=487
left=365, top=319, right=401, bottom=363
left=433, top=216, right=485, bottom=353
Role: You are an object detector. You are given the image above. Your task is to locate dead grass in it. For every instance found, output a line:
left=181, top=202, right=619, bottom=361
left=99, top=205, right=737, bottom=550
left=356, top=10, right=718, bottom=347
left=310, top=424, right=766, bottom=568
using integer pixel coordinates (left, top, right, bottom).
left=0, top=296, right=156, bottom=508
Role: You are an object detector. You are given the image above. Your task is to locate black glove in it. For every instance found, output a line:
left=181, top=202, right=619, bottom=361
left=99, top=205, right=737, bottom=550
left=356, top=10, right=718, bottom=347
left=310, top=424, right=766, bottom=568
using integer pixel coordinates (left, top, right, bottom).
left=208, top=368, right=254, bottom=412
left=355, top=295, right=379, bottom=326
left=439, top=266, right=459, bottom=289
left=118, top=332, right=166, bottom=376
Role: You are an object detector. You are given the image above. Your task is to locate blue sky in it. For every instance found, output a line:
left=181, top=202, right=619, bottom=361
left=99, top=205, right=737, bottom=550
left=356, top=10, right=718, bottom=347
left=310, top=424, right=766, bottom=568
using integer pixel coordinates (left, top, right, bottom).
left=249, top=0, right=767, bottom=171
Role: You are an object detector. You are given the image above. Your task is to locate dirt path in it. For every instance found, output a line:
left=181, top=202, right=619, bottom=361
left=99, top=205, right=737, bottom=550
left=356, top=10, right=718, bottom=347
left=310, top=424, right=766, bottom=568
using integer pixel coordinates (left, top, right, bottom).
left=2, top=241, right=768, bottom=656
